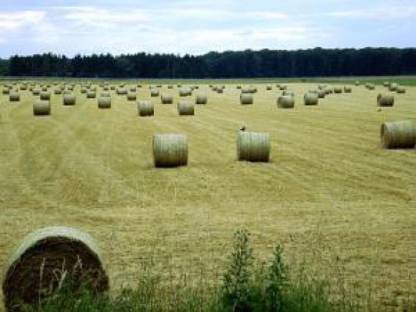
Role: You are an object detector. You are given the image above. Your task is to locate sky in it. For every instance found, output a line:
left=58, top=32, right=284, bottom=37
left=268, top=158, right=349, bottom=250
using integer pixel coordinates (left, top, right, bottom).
left=0, top=0, right=415, bottom=58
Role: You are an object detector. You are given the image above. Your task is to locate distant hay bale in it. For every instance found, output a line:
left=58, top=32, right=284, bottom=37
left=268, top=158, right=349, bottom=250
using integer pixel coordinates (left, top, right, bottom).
left=317, top=90, right=326, bottom=98
left=2, top=226, right=109, bottom=312
left=116, top=88, right=127, bottom=95
left=87, top=91, right=96, bottom=99
left=389, top=83, right=398, bottom=92
left=161, top=94, right=173, bottom=104
left=81, top=88, right=87, bottom=94
left=179, top=88, right=192, bottom=97
left=241, top=86, right=257, bottom=94
left=9, top=93, right=20, bottom=102
left=304, top=92, right=319, bottom=106
left=127, top=93, right=137, bottom=101
left=98, top=97, right=111, bottom=109
left=396, top=86, right=406, bottom=94
left=33, top=100, right=51, bottom=116
left=100, top=92, right=111, bottom=98
left=63, top=94, right=76, bottom=106
left=129, top=87, right=137, bottom=92
left=216, top=88, right=224, bottom=94
left=32, top=89, right=40, bottom=96
left=377, top=93, right=394, bottom=107
left=177, top=101, right=195, bottom=115
left=355, top=81, right=360, bottom=86
left=195, top=94, right=208, bottom=105
left=54, top=89, right=62, bottom=95
left=2, top=88, right=10, bottom=95
left=381, top=120, right=416, bottom=149
left=279, top=85, right=287, bottom=91
left=344, top=86, right=352, bottom=93
left=277, top=95, right=295, bottom=109
left=240, top=94, right=253, bottom=105
left=167, top=85, right=173, bottom=89
left=282, top=90, right=294, bottom=97
left=138, top=100, right=154, bottom=116
left=383, top=81, right=390, bottom=87
left=236, top=85, right=242, bottom=89
left=266, top=86, right=272, bottom=91
left=366, top=83, right=375, bottom=90
left=153, top=134, right=188, bottom=167
left=41, top=87, right=48, bottom=92
left=150, top=89, right=160, bottom=97
left=40, top=92, right=51, bottom=101
left=237, top=131, right=271, bottom=162
left=334, top=87, right=342, bottom=94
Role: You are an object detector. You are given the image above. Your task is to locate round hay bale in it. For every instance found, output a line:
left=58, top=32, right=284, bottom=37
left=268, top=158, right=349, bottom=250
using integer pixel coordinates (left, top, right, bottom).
left=241, top=86, right=257, bottom=94
left=334, top=87, right=342, bottom=94
left=389, top=83, right=398, bottom=92
left=9, top=93, right=20, bottom=102
left=41, top=87, right=48, bottom=92
left=279, top=85, right=287, bottom=91
left=195, top=94, right=207, bottom=105
left=129, top=87, right=137, bottom=92
left=161, top=94, right=173, bottom=104
left=383, top=81, right=390, bottom=87
left=396, top=86, right=406, bottom=94
left=87, top=91, right=96, bottom=99
left=355, top=81, right=361, bottom=86
left=277, top=95, right=295, bottom=109
left=282, top=90, right=294, bottom=97
left=177, top=101, right=195, bottom=115
left=81, top=88, right=87, bottom=94
left=150, top=89, right=160, bottom=97
left=179, top=88, right=192, bottom=97
left=344, top=86, right=352, bottom=93
left=2, top=226, right=109, bottom=311
left=40, top=92, right=51, bottom=101
left=167, top=85, right=173, bottom=89
left=116, top=88, right=127, bottom=95
left=366, top=83, right=375, bottom=90
left=54, top=89, right=62, bottom=95
left=2, top=88, right=10, bottom=95
left=138, top=100, right=154, bottom=116
left=240, top=94, right=253, bottom=105
left=216, top=88, right=224, bottom=94
left=317, top=90, right=326, bottom=99
left=32, top=89, right=40, bottom=96
left=304, top=92, right=319, bottom=106
left=381, top=120, right=416, bottom=149
left=237, top=131, right=270, bottom=162
left=63, top=94, right=76, bottom=106
left=266, top=86, right=272, bottom=91
left=127, top=93, right=137, bottom=101
left=100, top=92, right=111, bottom=98
left=153, top=134, right=188, bottom=167
left=377, top=93, right=394, bottom=107
left=98, top=97, right=111, bottom=109
left=33, top=100, right=51, bottom=116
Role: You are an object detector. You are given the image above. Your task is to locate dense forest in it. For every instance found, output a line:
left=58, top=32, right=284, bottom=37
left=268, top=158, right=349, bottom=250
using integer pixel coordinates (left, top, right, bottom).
left=2, top=48, right=416, bottom=78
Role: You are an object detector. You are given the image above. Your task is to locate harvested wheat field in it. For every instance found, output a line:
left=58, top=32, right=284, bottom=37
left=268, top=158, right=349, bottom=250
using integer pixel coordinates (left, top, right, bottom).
left=0, top=80, right=415, bottom=310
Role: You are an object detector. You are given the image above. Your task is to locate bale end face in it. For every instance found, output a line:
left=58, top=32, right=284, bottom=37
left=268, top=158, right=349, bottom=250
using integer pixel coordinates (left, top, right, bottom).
left=33, top=101, right=51, bottom=116
left=237, top=131, right=271, bottom=162
left=381, top=121, right=416, bottom=149
left=138, top=101, right=154, bottom=116
left=2, top=226, right=109, bottom=312
left=98, top=97, right=111, bottom=109
left=153, top=134, right=188, bottom=167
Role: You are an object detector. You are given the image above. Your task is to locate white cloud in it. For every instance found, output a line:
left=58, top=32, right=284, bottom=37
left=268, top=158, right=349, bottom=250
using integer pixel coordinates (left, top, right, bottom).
left=327, top=6, right=416, bottom=20
left=0, top=11, right=45, bottom=32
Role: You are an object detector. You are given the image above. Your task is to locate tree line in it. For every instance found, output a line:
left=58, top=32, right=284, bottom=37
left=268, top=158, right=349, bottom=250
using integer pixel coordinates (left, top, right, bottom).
left=1, top=48, right=416, bottom=78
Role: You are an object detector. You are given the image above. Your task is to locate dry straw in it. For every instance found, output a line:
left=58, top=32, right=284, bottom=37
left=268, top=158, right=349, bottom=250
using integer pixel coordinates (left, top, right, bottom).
left=304, top=92, right=319, bottom=106
left=153, top=134, right=188, bottom=167
left=237, top=131, right=271, bottom=162
left=334, top=87, right=342, bottom=94
left=33, top=100, right=51, bottom=116
left=2, top=226, right=109, bottom=312
left=87, top=91, right=96, bottom=99
left=63, top=94, right=76, bottom=106
left=98, top=97, right=111, bottom=109
left=277, top=95, right=295, bottom=109
left=377, top=93, right=394, bottom=107
left=344, top=86, right=352, bottom=93
left=161, top=94, right=173, bottom=104
left=138, top=100, right=154, bottom=116
left=381, top=120, right=416, bottom=149
left=177, top=101, right=195, bottom=115
left=240, top=94, right=253, bottom=105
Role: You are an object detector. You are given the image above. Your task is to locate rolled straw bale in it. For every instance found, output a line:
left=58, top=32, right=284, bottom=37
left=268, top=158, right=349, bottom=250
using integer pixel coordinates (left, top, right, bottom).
left=63, top=94, right=76, bottom=106
left=2, top=87, right=10, bottom=95
left=138, top=100, right=154, bottom=116
left=396, top=86, right=406, bottom=94
left=33, top=100, right=51, bottom=116
left=240, top=94, right=253, bottom=105
left=277, top=95, right=295, bottom=109
left=179, top=88, right=192, bottom=97
left=153, top=134, right=188, bottom=167
left=304, top=92, right=319, bottom=106
left=237, top=131, right=270, bottom=162
left=127, top=93, right=137, bottom=101
left=168, top=85, right=173, bottom=89
left=98, top=97, right=111, bottom=109
left=389, top=83, right=398, bottom=92
left=81, top=88, right=87, bottom=94
left=317, top=90, right=326, bottom=98
left=383, top=81, right=390, bottom=87
left=381, top=120, right=416, bottom=149
left=129, top=87, right=137, bottom=92
left=279, top=85, right=287, bottom=91
left=32, top=89, right=40, bottom=96
left=377, top=93, right=394, bottom=107
left=282, top=90, right=295, bottom=97
left=54, top=89, right=62, bottom=95
left=195, top=94, right=208, bottom=105
left=355, top=81, right=360, bottom=86
left=344, top=86, right=352, bottom=93
left=161, top=94, right=173, bottom=104
left=366, top=83, right=375, bottom=90
left=2, top=226, right=109, bottom=312
left=40, top=92, right=51, bottom=101
left=116, top=88, right=127, bottom=95
left=87, top=91, right=96, bottom=99
left=150, top=89, right=160, bottom=97
left=177, top=101, right=195, bottom=115
left=216, top=88, right=224, bottom=94
left=334, top=87, right=342, bottom=94
left=266, top=86, right=272, bottom=91
left=41, top=87, right=48, bottom=92
left=9, top=93, right=20, bottom=102
left=100, top=92, right=111, bottom=98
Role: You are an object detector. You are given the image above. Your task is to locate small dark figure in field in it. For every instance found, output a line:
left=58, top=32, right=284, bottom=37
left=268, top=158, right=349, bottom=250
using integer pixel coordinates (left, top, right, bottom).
left=240, top=125, right=246, bottom=131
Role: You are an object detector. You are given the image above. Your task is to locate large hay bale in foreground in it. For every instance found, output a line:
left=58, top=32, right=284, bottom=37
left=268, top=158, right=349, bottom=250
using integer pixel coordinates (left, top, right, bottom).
left=304, top=92, right=319, bottom=106
left=240, top=94, right=253, bottom=105
left=63, top=94, right=76, bottom=106
left=161, top=94, right=173, bottom=104
left=177, top=101, right=195, bottom=115
left=2, top=226, right=109, bottom=312
left=277, top=95, right=295, bottom=109
left=195, top=94, right=208, bottom=105
left=138, top=100, right=154, bottom=116
left=33, top=100, right=51, bottom=116
left=237, top=131, right=271, bottom=162
left=381, top=120, right=416, bottom=149
left=377, top=93, right=394, bottom=107
left=98, top=97, right=111, bottom=109
left=153, top=134, right=188, bottom=167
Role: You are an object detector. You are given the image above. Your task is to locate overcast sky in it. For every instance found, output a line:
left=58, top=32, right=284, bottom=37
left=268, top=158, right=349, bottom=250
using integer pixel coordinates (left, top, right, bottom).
left=0, top=0, right=415, bottom=58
